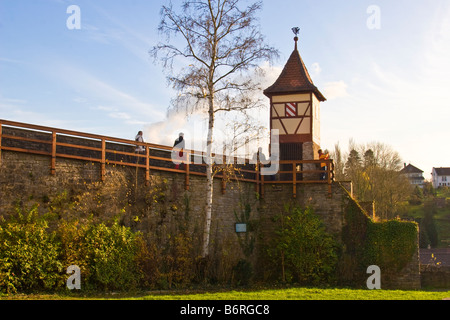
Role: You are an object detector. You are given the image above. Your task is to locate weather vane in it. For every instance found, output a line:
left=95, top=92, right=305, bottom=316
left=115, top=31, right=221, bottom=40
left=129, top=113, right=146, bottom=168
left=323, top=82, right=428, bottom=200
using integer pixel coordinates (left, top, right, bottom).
left=292, top=27, right=300, bottom=49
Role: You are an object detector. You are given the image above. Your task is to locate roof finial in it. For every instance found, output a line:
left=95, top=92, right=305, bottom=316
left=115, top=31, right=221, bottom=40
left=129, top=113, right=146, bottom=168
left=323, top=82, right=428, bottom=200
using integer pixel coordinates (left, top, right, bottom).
left=292, top=27, right=300, bottom=50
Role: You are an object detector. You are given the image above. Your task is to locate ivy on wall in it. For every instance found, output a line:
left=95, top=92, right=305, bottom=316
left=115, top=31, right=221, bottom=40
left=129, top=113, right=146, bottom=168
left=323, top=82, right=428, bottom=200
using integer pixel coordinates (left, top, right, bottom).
left=365, top=220, right=418, bottom=272
left=341, top=197, right=418, bottom=284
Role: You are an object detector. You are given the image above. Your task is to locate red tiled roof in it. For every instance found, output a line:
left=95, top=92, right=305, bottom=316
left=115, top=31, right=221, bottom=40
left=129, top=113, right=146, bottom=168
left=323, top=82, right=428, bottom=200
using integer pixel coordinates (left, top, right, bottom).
left=264, top=39, right=326, bottom=101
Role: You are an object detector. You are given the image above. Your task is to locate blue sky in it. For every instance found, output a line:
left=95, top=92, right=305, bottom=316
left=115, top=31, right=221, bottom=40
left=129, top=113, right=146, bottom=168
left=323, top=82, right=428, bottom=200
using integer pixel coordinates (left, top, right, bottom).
left=1, top=0, right=450, bottom=179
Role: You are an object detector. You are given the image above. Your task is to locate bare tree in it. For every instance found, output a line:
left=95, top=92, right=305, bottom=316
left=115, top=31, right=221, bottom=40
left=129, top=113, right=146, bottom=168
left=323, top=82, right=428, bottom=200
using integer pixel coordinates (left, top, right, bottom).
left=333, top=140, right=412, bottom=220
left=150, top=0, right=278, bottom=257
left=330, top=142, right=345, bottom=181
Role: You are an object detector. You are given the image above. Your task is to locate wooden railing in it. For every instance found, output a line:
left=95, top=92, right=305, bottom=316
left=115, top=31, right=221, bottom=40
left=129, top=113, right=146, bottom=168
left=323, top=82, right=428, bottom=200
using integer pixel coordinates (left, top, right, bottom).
left=0, top=119, right=334, bottom=197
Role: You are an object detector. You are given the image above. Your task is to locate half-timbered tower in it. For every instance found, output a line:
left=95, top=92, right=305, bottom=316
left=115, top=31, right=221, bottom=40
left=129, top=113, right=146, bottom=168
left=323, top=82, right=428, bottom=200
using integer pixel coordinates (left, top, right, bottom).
left=263, top=32, right=326, bottom=163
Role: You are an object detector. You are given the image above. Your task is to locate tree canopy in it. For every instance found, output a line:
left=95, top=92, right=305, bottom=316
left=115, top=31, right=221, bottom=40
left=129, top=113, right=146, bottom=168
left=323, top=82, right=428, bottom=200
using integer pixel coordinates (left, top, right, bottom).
left=332, top=140, right=412, bottom=220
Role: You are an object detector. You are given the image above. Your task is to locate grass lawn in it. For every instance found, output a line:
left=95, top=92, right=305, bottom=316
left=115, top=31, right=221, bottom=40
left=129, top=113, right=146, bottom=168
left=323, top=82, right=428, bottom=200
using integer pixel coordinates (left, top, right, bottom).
left=137, top=287, right=450, bottom=300
left=2, top=287, right=450, bottom=300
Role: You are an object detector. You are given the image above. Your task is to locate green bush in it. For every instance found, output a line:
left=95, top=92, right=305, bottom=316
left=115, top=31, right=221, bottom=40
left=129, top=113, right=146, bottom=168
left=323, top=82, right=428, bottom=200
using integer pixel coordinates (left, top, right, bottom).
left=81, top=222, right=143, bottom=291
left=57, top=219, right=90, bottom=286
left=0, top=206, right=63, bottom=294
left=269, top=205, right=338, bottom=285
left=58, top=219, right=144, bottom=291
left=0, top=204, right=145, bottom=293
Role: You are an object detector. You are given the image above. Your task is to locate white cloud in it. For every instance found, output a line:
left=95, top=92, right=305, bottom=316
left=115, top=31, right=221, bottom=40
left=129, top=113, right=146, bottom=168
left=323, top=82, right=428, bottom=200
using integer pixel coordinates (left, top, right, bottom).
left=0, top=97, right=27, bottom=105
left=0, top=57, right=23, bottom=64
left=72, top=97, right=87, bottom=104
left=41, top=61, right=166, bottom=121
left=96, top=105, right=116, bottom=112
left=109, top=112, right=131, bottom=120
left=322, top=81, right=349, bottom=100
left=310, top=62, right=322, bottom=77
left=258, top=61, right=283, bottom=89
left=143, top=110, right=207, bottom=147
left=83, top=5, right=155, bottom=64
left=81, top=23, right=120, bottom=45
left=93, top=105, right=148, bottom=126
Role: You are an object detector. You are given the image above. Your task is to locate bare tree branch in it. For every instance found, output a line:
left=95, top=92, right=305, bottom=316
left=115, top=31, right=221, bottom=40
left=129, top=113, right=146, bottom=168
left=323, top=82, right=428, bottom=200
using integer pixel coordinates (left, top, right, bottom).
left=150, top=0, right=278, bottom=259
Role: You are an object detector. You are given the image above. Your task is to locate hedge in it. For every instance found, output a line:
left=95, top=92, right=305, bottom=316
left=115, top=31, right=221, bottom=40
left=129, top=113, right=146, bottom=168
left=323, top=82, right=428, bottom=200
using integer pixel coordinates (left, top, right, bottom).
left=0, top=205, right=143, bottom=294
left=341, top=198, right=418, bottom=284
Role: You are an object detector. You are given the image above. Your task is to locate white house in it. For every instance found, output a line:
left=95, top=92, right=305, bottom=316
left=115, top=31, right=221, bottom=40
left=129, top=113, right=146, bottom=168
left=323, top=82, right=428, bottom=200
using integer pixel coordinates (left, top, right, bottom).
left=431, top=167, right=450, bottom=188
left=400, top=163, right=425, bottom=188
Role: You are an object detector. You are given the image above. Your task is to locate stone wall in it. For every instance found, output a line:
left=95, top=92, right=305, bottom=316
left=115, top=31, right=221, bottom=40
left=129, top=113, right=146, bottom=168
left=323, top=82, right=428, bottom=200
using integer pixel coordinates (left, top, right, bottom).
left=255, top=181, right=421, bottom=289
left=420, top=266, right=450, bottom=289
left=0, top=150, right=256, bottom=271
left=2, top=143, right=274, bottom=284
left=0, top=145, right=421, bottom=289
left=384, top=243, right=421, bottom=290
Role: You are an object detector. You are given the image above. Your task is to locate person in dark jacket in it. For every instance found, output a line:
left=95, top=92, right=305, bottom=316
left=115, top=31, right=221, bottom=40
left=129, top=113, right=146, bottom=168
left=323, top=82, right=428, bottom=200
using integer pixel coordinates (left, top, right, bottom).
left=173, top=133, right=185, bottom=169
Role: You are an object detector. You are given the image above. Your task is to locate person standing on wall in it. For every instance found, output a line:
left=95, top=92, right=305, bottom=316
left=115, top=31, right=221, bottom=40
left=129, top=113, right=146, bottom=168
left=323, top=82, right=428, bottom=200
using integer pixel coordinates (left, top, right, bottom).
left=173, top=132, right=185, bottom=170
left=135, top=131, right=145, bottom=164
left=318, top=149, right=329, bottom=180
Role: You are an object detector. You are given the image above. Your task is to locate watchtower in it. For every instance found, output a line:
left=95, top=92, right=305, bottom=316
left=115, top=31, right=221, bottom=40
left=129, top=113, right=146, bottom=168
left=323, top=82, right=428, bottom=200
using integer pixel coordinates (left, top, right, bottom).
left=263, top=29, right=326, bottom=167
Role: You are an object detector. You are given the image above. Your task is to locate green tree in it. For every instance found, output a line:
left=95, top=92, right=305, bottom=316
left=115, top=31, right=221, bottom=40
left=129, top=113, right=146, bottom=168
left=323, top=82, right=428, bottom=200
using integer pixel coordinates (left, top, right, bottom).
left=409, top=186, right=424, bottom=205
left=82, top=222, right=143, bottom=291
left=0, top=205, right=62, bottom=294
left=345, top=149, right=362, bottom=175
left=422, top=181, right=436, bottom=197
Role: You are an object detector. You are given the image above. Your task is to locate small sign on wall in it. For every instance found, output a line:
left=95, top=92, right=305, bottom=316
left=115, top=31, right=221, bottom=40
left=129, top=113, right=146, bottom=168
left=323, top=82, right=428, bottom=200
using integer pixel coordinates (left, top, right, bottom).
left=235, top=223, right=247, bottom=233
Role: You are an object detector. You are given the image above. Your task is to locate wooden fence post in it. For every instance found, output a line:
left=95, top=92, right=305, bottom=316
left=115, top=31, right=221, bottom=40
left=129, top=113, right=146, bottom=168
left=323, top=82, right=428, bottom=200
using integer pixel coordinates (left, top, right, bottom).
left=0, top=123, right=2, bottom=166
left=51, top=131, right=56, bottom=175
left=221, top=149, right=226, bottom=194
left=255, top=160, right=260, bottom=195
left=184, top=150, right=190, bottom=191
left=292, top=162, right=297, bottom=199
left=145, top=145, right=150, bottom=186
left=101, top=139, right=105, bottom=181
left=327, top=160, right=332, bottom=197
left=260, top=165, right=265, bottom=199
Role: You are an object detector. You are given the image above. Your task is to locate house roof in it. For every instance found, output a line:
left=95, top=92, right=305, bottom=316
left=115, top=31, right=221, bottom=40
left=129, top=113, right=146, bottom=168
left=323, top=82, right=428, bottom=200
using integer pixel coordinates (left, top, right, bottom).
left=433, top=167, right=450, bottom=176
left=263, top=37, right=326, bottom=101
left=400, top=163, right=423, bottom=174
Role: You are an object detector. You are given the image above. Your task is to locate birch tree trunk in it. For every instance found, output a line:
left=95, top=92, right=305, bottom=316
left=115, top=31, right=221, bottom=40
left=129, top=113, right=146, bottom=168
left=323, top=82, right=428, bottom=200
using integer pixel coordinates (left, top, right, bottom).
left=202, top=95, right=215, bottom=257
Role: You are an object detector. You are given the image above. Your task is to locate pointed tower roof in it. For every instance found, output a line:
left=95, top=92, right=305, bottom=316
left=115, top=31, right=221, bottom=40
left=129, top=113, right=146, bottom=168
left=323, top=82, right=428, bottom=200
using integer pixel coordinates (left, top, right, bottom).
left=264, top=36, right=326, bottom=101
